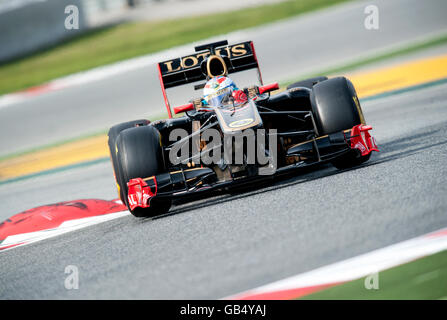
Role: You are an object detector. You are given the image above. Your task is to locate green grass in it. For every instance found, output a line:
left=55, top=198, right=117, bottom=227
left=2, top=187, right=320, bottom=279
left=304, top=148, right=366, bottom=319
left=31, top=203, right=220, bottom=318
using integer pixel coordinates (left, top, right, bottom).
left=300, top=250, right=447, bottom=299
left=284, top=32, right=447, bottom=86
left=0, top=0, right=351, bottom=95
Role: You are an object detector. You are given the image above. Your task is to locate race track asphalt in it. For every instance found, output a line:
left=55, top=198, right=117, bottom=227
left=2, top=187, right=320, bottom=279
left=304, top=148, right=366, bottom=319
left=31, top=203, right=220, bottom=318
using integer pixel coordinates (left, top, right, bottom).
left=1, top=81, right=447, bottom=299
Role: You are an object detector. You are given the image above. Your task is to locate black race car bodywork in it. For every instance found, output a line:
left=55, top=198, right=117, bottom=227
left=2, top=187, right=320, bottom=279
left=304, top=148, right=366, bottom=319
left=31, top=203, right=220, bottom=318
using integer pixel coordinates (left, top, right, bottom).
left=108, top=40, right=379, bottom=217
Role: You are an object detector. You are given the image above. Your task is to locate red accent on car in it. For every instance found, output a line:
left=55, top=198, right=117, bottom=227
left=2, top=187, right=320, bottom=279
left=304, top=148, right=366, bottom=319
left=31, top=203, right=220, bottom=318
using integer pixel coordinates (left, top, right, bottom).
left=259, top=82, right=279, bottom=95
left=174, top=103, right=195, bottom=114
left=157, top=64, right=173, bottom=119
left=350, top=124, right=379, bottom=156
left=232, top=90, right=248, bottom=104
left=127, top=177, right=157, bottom=211
left=250, top=41, right=264, bottom=85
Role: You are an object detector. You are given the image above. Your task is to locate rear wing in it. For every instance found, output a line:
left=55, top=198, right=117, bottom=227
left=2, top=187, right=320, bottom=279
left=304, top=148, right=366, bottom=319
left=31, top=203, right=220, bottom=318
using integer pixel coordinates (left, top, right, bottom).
left=157, top=40, right=263, bottom=118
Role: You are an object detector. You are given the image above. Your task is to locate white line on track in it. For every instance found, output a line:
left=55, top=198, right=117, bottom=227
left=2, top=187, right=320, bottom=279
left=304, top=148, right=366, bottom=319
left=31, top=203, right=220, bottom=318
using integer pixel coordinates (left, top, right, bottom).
left=226, top=227, right=447, bottom=299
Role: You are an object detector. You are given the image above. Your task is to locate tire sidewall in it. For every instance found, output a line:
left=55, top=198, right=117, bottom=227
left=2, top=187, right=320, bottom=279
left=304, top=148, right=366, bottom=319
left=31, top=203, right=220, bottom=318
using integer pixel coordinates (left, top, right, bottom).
left=310, top=77, right=362, bottom=136
left=115, top=125, right=170, bottom=216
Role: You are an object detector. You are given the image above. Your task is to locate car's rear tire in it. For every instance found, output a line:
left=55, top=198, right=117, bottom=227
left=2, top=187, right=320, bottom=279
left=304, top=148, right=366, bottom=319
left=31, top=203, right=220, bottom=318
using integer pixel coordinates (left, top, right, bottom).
left=108, top=119, right=150, bottom=203
left=287, top=76, right=328, bottom=90
left=115, top=125, right=171, bottom=217
left=310, top=76, right=370, bottom=169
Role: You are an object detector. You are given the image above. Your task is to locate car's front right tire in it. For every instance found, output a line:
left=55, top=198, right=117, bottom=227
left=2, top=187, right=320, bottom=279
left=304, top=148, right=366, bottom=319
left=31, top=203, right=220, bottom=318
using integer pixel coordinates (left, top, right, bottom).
left=108, top=119, right=150, bottom=203
left=115, top=125, right=171, bottom=217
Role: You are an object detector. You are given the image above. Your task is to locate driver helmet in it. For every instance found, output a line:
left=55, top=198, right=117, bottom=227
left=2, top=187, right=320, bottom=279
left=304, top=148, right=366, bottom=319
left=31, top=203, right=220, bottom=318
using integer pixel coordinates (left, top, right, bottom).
left=203, top=76, right=238, bottom=107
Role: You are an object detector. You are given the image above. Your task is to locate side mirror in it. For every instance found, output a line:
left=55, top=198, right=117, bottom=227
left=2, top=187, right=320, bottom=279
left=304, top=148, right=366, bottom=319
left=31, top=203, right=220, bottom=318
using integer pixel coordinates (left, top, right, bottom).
left=174, top=103, right=195, bottom=114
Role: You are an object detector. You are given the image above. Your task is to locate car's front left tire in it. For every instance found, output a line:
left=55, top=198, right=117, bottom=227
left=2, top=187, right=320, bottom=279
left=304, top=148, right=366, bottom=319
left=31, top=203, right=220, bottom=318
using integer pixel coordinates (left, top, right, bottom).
left=310, top=77, right=371, bottom=169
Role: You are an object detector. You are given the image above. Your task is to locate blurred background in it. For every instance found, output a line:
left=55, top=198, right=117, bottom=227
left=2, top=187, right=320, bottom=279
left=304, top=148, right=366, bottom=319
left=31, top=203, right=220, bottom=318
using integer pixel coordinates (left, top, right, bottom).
left=0, top=0, right=286, bottom=63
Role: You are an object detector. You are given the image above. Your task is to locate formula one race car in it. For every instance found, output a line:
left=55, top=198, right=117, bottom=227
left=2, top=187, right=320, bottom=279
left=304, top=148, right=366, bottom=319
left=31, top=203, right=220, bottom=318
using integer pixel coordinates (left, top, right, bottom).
left=108, top=40, right=378, bottom=217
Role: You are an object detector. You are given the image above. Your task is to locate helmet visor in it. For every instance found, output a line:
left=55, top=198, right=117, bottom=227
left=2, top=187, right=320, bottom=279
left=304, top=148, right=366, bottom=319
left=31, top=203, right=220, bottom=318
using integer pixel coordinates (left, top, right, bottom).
left=206, top=87, right=233, bottom=107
